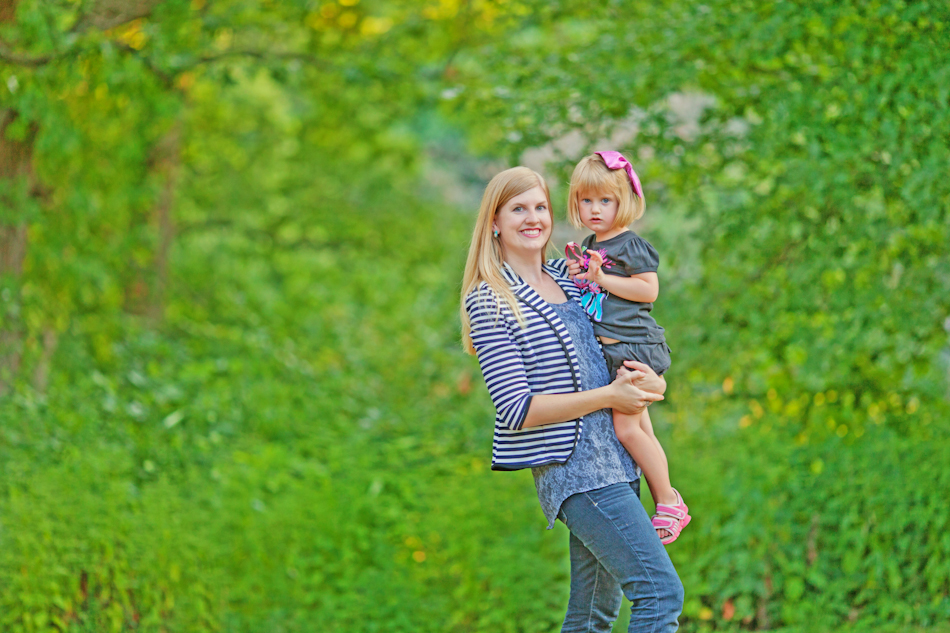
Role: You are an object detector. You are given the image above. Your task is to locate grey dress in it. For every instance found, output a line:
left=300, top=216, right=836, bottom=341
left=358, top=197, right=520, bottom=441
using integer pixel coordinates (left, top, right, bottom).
left=532, top=298, right=642, bottom=529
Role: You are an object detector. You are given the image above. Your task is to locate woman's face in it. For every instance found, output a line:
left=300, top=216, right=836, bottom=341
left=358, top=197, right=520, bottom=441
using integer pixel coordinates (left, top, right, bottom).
left=492, top=185, right=551, bottom=259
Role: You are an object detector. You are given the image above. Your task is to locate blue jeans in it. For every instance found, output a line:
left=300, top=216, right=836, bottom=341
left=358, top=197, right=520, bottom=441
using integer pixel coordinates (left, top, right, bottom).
left=557, top=481, right=684, bottom=633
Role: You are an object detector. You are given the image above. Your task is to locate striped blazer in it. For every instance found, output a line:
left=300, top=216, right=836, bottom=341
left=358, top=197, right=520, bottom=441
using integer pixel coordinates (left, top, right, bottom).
left=465, top=258, right=594, bottom=471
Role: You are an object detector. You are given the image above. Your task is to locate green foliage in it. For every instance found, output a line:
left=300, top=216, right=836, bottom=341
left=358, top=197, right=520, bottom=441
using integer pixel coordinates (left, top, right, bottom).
left=664, top=426, right=950, bottom=630
left=443, top=0, right=950, bottom=443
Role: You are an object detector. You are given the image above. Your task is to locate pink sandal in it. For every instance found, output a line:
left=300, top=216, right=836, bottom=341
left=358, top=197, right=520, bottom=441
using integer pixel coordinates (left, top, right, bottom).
left=652, top=489, right=691, bottom=545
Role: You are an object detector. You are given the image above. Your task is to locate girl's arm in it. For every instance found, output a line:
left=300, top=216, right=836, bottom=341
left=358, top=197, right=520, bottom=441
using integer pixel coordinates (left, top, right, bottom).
left=577, top=250, right=658, bottom=302
left=592, top=271, right=658, bottom=303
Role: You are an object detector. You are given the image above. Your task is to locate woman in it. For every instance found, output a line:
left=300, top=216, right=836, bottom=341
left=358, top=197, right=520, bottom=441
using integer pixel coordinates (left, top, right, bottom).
left=461, top=166, right=684, bottom=632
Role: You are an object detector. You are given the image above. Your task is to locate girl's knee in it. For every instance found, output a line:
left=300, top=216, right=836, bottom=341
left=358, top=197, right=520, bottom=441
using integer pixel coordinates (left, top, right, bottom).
left=614, top=427, right=642, bottom=449
left=613, top=416, right=643, bottom=445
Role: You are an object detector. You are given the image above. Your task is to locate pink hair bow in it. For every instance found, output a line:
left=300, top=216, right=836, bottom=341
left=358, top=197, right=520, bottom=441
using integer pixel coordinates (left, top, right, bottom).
left=595, top=151, right=644, bottom=199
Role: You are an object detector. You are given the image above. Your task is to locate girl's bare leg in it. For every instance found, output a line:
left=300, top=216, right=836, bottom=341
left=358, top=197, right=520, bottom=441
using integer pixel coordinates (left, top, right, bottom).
left=613, top=410, right=676, bottom=539
left=612, top=410, right=676, bottom=508
left=638, top=408, right=668, bottom=474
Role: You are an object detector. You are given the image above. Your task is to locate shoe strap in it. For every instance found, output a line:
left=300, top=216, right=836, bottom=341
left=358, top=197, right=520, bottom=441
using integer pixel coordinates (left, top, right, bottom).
left=654, top=504, right=687, bottom=521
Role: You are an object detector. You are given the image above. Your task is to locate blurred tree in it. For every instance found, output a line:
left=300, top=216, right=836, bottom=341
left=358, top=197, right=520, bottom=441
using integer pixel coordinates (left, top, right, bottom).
left=0, top=0, right=38, bottom=394
left=0, top=1, right=245, bottom=385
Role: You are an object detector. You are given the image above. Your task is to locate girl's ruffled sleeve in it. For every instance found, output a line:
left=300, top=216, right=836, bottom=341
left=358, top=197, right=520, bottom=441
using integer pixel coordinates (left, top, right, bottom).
left=464, top=287, right=533, bottom=431
left=620, top=235, right=660, bottom=275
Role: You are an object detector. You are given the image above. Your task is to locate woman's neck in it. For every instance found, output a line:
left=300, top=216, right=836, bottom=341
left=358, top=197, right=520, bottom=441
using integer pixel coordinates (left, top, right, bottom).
left=504, top=250, right=545, bottom=286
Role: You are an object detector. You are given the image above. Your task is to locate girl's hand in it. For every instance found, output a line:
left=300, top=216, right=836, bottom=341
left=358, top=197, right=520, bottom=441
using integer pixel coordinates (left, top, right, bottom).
left=609, top=369, right=664, bottom=414
left=566, top=258, right=582, bottom=278
left=618, top=360, right=667, bottom=396
left=577, top=250, right=605, bottom=284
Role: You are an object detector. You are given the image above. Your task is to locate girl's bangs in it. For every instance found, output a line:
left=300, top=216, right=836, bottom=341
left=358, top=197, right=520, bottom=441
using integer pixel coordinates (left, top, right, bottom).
left=573, top=161, right=623, bottom=198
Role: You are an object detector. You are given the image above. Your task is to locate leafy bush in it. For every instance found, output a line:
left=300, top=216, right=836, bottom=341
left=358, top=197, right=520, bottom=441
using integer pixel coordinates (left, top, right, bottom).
left=662, top=426, right=950, bottom=631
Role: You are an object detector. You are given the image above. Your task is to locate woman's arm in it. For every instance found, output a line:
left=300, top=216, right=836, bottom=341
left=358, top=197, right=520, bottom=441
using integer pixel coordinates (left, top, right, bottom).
left=466, top=287, right=536, bottom=431
left=466, top=285, right=665, bottom=431
left=522, top=369, right=663, bottom=428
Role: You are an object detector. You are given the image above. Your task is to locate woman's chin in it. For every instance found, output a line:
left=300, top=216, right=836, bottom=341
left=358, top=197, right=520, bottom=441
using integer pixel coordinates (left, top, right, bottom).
left=505, top=240, right=547, bottom=258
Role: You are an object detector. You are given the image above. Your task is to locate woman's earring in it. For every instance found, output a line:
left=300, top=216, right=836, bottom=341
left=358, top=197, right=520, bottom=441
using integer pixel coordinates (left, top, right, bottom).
left=493, top=229, right=499, bottom=238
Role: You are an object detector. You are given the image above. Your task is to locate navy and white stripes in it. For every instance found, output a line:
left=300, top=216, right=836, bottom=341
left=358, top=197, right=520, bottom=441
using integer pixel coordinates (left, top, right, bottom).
left=466, top=259, right=596, bottom=471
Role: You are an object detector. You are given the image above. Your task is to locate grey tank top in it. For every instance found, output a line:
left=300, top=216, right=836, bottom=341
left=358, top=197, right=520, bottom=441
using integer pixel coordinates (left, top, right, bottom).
left=531, top=298, right=641, bottom=529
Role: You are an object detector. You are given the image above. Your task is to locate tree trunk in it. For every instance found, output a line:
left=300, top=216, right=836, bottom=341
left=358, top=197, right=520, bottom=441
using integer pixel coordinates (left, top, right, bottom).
left=31, top=327, right=58, bottom=393
left=0, top=0, right=15, bottom=22
left=148, top=120, right=181, bottom=324
left=124, top=120, right=181, bottom=324
left=0, top=102, right=38, bottom=395
left=2, top=0, right=163, bottom=393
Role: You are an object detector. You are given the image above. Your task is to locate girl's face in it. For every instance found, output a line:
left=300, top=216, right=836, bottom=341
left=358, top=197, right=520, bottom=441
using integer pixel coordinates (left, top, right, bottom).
left=578, top=191, right=621, bottom=238
left=492, top=186, right=552, bottom=259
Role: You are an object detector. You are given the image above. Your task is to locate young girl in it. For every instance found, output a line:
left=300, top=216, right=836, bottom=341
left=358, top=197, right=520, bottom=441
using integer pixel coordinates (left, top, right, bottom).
left=565, top=151, right=691, bottom=544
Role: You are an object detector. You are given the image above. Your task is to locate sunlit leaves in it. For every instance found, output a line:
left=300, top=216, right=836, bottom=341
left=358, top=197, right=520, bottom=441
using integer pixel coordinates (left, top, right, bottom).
left=441, top=0, right=950, bottom=445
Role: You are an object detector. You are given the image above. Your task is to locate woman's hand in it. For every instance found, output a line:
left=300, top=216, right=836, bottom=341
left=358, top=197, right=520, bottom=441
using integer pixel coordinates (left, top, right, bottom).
left=618, top=360, right=667, bottom=396
left=609, top=368, right=664, bottom=414
left=577, top=250, right=605, bottom=285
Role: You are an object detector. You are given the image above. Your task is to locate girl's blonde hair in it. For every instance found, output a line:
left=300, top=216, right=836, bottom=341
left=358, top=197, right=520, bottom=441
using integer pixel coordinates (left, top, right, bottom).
left=567, top=153, right=645, bottom=229
left=460, top=166, right=553, bottom=354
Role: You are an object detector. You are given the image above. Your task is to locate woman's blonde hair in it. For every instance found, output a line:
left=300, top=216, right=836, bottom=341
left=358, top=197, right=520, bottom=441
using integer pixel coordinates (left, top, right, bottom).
left=567, top=153, right=645, bottom=229
left=460, top=166, right=553, bottom=354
